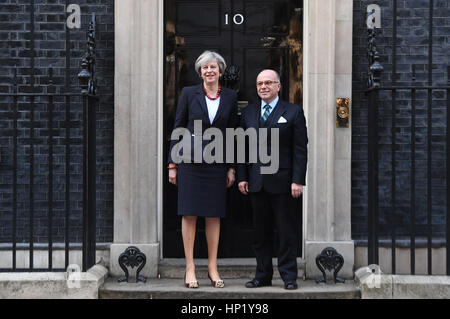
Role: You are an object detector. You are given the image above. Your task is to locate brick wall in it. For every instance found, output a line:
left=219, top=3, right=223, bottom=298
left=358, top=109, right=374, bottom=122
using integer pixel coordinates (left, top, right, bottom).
left=1, top=0, right=448, bottom=247
left=0, top=0, right=114, bottom=244
left=352, top=0, right=449, bottom=241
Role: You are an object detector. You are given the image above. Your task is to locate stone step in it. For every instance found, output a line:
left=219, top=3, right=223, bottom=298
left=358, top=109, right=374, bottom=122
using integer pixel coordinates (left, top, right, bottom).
left=99, top=277, right=361, bottom=299
left=158, top=258, right=306, bottom=279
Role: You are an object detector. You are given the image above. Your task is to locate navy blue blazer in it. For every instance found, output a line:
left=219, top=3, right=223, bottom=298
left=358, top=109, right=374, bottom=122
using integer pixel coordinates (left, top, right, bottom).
left=168, top=84, right=238, bottom=166
left=236, top=98, right=308, bottom=194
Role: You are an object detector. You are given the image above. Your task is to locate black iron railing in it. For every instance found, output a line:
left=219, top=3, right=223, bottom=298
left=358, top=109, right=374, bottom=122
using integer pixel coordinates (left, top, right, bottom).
left=0, top=14, right=98, bottom=272
left=366, top=1, right=450, bottom=275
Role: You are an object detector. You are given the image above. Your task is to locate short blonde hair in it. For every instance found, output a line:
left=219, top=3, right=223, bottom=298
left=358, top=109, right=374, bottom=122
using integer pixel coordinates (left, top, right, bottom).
left=195, top=50, right=227, bottom=77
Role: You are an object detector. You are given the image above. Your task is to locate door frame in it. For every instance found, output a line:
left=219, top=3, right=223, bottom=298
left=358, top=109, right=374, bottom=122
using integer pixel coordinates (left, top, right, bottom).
left=113, top=0, right=354, bottom=279
left=158, top=0, right=308, bottom=259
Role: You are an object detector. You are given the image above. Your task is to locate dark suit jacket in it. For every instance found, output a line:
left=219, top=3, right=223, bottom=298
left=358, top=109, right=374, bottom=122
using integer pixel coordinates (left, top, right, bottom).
left=168, top=84, right=238, bottom=166
left=236, top=98, right=308, bottom=194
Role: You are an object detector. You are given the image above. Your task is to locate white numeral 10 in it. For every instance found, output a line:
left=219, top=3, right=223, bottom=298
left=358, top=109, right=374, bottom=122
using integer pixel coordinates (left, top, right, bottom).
left=225, top=13, right=244, bottom=25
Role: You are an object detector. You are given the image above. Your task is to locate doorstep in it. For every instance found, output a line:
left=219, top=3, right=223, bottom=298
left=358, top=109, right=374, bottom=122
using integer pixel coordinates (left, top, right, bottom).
left=158, top=258, right=306, bottom=279
left=99, top=277, right=360, bottom=299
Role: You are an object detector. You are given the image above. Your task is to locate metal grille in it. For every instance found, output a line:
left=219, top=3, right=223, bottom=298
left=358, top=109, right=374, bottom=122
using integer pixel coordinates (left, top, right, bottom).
left=0, top=10, right=98, bottom=272
left=366, top=0, right=450, bottom=275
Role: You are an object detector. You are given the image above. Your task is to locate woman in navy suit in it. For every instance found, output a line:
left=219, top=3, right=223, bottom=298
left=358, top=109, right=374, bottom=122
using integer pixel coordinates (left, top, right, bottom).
left=168, top=51, right=238, bottom=288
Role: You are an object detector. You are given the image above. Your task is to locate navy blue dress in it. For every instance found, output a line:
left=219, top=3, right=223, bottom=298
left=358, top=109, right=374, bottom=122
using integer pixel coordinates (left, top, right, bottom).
left=169, top=84, right=238, bottom=218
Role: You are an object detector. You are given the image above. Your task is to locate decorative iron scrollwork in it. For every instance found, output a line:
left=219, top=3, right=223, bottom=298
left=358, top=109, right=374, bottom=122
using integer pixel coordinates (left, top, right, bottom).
left=118, top=246, right=147, bottom=283
left=367, top=28, right=383, bottom=89
left=315, top=247, right=345, bottom=284
left=78, top=13, right=97, bottom=95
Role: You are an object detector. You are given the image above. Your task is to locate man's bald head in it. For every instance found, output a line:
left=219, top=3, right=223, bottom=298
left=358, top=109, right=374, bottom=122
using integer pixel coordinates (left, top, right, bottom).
left=256, top=69, right=281, bottom=104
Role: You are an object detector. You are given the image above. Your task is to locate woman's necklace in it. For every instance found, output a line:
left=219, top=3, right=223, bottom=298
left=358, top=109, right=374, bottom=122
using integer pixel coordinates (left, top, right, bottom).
left=204, top=85, right=221, bottom=100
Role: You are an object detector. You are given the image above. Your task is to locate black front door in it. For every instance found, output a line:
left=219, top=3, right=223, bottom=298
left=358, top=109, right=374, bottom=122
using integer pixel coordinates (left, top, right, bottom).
left=163, top=0, right=303, bottom=258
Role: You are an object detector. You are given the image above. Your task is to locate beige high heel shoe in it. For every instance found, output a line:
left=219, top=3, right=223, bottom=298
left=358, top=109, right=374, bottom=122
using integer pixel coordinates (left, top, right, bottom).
left=208, top=273, right=225, bottom=288
left=184, top=273, right=199, bottom=288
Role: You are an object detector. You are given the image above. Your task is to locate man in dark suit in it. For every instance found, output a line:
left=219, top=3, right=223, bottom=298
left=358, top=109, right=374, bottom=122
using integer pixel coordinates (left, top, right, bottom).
left=237, top=69, right=308, bottom=290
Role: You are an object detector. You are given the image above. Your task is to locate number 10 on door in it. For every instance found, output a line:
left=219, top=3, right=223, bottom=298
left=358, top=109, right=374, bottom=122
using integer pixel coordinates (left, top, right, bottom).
left=225, top=13, right=244, bottom=25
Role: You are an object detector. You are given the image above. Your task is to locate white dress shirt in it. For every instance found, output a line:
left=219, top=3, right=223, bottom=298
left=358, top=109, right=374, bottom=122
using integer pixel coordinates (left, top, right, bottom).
left=260, top=96, right=279, bottom=118
left=205, top=96, right=220, bottom=124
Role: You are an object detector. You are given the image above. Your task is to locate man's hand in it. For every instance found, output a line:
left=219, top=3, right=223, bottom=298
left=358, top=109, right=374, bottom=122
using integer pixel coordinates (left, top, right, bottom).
left=226, top=168, right=235, bottom=188
left=238, top=181, right=249, bottom=195
left=291, top=183, right=303, bottom=198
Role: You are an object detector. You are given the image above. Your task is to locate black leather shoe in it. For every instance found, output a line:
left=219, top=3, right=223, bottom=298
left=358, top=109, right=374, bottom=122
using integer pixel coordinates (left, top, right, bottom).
left=284, top=281, right=298, bottom=290
left=245, top=278, right=272, bottom=288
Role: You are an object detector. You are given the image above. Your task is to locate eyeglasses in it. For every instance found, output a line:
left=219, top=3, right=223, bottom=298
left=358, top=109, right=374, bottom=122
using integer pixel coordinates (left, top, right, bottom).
left=256, top=80, right=279, bottom=87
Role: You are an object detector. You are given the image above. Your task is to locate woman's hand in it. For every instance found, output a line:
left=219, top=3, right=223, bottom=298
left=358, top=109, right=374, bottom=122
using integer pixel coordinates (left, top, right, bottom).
left=291, top=183, right=303, bottom=198
left=168, top=164, right=178, bottom=185
left=226, top=168, right=235, bottom=188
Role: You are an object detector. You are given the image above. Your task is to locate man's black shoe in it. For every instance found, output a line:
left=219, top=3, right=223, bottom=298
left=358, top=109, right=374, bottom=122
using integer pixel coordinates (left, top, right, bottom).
left=245, top=278, right=272, bottom=288
left=284, top=281, right=298, bottom=290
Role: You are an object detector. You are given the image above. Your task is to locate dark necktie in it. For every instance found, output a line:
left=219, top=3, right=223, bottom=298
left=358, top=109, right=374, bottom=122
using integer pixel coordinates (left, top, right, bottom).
left=262, top=104, right=271, bottom=122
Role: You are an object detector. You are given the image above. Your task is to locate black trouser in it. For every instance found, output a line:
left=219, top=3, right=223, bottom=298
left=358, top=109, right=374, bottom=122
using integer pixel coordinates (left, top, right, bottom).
left=250, top=190, right=300, bottom=282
